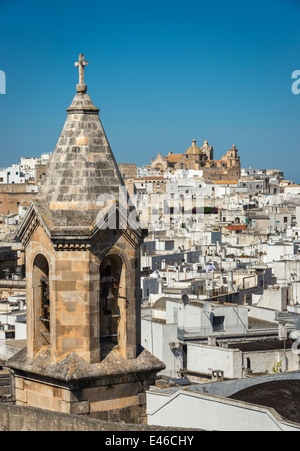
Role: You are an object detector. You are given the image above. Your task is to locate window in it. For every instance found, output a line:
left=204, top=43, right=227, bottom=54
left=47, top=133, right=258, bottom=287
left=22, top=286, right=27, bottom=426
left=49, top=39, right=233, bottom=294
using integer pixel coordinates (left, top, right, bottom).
left=284, top=217, right=288, bottom=223
left=212, top=316, right=225, bottom=332
left=32, top=254, right=50, bottom=351
left=100, top=254, right=126, bottom=361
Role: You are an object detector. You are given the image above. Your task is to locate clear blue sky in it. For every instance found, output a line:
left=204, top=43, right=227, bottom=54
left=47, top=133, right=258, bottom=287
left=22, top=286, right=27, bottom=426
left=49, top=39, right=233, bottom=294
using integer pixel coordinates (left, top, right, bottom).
left=0, top=0, right=300, bottom=182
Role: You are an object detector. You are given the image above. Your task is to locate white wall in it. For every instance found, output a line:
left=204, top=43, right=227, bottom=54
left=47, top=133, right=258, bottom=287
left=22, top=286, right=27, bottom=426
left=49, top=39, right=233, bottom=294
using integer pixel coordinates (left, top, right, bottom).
left=141, top=317, right=180, bottom=377
left=271, top=260, right=300, bottom=284
left=187, top=339, right=300, bottom=379
left=0, top=340, right=23, bottom=360
left=248, top=306, right=278, bottom=323
left=284, top=186, right=300, bottom=195
left=253, top=286, right=289, bottom=311
left=0, top=312, right=26, bottom=327
left=187, top=343, right=243, bottom=379
left=0, top=170, right=8, bottom=183
left=243, top=349, right=299, bottom=374
left=15, top=321, right=26, bottom=340
left=296, top=206, right=300, bottom=227
left=165, top=300, right=248, bottom=336
left=20, top=157, right=40, bottom=170
left=6, top=165, right=25, bottom=184
left=263, top=244, right=297, bottom=264
left=147, top=389, right=300, bottom=431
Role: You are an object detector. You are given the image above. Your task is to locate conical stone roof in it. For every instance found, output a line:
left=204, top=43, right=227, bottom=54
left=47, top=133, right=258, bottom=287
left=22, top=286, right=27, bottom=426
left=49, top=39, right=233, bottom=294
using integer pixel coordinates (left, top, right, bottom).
left=36, top=73, right=125, bottom=230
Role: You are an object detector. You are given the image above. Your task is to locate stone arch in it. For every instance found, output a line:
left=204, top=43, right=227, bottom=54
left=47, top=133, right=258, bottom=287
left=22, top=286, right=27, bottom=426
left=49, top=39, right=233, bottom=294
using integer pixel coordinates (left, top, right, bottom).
left=32, top=253, right=50, bottom=352
left=154, top=163, right=164, bottom=172
left=99, top=252, right=127, bottom=360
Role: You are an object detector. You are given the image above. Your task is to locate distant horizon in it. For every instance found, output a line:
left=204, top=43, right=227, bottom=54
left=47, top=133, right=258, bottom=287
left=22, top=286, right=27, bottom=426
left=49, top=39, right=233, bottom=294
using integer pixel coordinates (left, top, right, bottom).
left=0, top=0, right=299, bottom=183
left=1, top=146, right=298, bottom=185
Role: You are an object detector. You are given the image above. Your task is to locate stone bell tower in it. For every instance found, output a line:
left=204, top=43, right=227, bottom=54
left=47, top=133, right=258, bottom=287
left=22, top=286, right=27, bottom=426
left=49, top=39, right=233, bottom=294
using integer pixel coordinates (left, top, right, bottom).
left=6, top=55, right=164, bottom=422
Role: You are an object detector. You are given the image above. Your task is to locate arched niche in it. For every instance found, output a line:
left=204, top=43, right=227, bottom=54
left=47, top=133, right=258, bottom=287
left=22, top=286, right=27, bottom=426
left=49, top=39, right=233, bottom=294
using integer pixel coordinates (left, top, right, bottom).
left=32, top=254, right=50, bottom=351
left=99, top=254, right=127, bottom=360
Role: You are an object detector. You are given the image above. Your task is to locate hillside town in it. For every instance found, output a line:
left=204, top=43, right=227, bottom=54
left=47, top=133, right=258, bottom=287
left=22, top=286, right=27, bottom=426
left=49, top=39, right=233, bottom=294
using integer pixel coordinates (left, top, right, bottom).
left=0, top=110, right=300, bottom=430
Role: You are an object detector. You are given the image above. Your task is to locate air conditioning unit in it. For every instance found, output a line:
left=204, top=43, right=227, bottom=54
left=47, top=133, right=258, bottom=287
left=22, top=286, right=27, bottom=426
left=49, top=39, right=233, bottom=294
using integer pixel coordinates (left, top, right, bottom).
left=169, top=341, right=180, bottom=349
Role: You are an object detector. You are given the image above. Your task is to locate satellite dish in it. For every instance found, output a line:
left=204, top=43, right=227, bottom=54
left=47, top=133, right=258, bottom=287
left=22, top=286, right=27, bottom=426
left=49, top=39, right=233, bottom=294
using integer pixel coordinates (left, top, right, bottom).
left=204, top=302, right=212, bottom=314
left=182, top=294, right=190, bottom=306
left=204, top=264, right=217, bottom=273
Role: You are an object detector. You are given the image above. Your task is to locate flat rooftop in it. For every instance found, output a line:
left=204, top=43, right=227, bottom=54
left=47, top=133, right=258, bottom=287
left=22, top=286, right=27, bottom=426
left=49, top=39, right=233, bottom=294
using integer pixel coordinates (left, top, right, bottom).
left=228, top=340, right=293, bottom=352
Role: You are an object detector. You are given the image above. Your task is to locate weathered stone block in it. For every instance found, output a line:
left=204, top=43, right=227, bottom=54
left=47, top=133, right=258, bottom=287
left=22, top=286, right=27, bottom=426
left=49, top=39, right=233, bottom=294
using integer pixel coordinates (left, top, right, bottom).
left=15, top=377, right=24, bottom=390
left=69, top=401, right=90, bottom=415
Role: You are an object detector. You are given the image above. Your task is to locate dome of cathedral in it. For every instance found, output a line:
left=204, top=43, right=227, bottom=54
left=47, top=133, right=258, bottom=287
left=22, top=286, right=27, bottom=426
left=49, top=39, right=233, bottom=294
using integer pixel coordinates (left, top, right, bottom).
left=186, top=139, right=202, bottom=155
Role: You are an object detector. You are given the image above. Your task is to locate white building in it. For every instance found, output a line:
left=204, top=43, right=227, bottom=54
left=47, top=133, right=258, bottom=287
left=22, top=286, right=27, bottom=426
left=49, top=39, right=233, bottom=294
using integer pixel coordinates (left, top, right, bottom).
left=166, top=177, right=209, bottom=200
left=141, top=298, right=249, bottom=378
left=262, top=242, right=298, bottom=264
left=0, top=153, right=52, bottom=185
left=0, top=164, right=25, bottom=184
left=146, top=372, right=300, bottom=431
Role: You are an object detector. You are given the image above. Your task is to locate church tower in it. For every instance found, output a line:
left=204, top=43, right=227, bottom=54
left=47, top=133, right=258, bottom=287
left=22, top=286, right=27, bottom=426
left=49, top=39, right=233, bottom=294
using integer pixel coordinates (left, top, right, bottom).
left=7, top=55, right=164, bottom=422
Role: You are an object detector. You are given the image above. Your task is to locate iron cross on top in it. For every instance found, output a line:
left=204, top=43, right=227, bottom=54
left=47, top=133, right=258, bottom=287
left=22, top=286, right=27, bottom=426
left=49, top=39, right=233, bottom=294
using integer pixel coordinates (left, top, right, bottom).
left=75, top=54, right=88, bottom=85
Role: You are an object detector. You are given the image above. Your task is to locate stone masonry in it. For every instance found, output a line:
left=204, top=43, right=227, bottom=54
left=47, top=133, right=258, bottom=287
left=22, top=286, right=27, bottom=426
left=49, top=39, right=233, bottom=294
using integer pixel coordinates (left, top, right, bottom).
left=6, top=55, right=165, bottom=423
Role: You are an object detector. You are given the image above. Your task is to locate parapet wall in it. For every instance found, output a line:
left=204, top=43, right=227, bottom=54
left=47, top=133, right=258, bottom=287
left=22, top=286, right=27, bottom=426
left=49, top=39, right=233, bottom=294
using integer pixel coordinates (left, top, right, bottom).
left=0, top=402, right=187, bottom=431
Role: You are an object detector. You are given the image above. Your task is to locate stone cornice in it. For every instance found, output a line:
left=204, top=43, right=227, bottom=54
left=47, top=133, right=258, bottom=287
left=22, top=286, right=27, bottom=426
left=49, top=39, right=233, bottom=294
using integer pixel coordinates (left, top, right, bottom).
left=18, top=200, right=144, bottom=252
left=52, top=241, right=92, bottom=252
left=17, top=205, right=43, bottom=249
left=6, top=347, right=166, bottom=387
